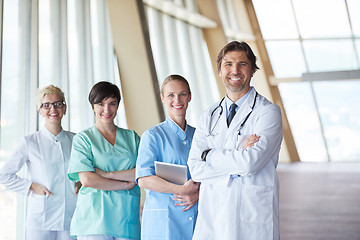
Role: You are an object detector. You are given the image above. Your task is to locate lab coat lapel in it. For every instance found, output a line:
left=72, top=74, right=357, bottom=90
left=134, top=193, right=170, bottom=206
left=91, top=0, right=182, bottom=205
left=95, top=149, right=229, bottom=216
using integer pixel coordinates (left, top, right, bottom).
left=224, top=88, right=256, bottom=142
left=213, top=99, right=229, bottom=144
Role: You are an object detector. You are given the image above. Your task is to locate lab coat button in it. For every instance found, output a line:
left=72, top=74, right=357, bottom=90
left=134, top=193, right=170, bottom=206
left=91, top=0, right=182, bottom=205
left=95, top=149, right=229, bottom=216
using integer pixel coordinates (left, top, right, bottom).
left=189, top=217, right=192, bottom=221
left=183, top=141, right=187, bottom=145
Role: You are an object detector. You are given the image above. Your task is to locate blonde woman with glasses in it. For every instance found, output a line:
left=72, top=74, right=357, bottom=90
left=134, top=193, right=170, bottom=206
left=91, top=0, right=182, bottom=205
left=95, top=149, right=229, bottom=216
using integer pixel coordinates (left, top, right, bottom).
left=0, top=85, right=79, bottom=240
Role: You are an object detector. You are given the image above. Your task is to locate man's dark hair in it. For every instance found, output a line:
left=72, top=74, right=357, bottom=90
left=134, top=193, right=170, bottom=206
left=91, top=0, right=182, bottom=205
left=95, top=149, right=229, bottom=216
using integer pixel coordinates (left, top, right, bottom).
left=216, top=41, right=260, bottom=74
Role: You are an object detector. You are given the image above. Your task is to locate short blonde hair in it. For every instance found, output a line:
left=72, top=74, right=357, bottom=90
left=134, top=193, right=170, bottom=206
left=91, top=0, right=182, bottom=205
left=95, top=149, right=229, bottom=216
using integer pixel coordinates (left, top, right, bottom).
left=38, top=85, right=66, bottom=109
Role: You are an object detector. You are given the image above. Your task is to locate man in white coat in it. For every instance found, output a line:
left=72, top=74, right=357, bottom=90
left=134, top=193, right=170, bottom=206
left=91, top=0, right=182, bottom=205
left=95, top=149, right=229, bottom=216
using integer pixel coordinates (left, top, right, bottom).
left=188, top=41, right=283, bottom=240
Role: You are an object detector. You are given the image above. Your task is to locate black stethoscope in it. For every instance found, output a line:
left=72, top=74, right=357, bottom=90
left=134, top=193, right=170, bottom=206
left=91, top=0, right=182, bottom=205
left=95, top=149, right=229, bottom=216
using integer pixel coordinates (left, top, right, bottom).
left=207, top=92, right=258, bottom=136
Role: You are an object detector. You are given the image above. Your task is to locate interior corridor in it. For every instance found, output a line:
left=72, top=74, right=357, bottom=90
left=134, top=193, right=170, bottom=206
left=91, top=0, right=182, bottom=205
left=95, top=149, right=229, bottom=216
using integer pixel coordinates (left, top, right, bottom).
left=278, top=162, right=360, bottom=240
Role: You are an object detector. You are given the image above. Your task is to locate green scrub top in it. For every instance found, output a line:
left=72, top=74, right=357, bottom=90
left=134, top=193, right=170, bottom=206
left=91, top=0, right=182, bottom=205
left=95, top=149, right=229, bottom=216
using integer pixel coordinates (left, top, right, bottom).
left=68, top=126, right=140, bottom=239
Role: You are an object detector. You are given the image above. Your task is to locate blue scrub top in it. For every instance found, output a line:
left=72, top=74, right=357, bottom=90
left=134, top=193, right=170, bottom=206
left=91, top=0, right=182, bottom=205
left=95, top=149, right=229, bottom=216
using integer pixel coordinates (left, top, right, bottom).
left=136, top=117, right=198, bottom=240
left=68, top=126, right=140, bottom=239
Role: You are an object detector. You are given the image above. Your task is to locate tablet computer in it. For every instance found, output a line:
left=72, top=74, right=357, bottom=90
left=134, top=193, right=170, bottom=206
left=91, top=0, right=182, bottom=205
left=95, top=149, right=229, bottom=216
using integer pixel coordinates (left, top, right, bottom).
left=154, top=161, right=188, bottom=185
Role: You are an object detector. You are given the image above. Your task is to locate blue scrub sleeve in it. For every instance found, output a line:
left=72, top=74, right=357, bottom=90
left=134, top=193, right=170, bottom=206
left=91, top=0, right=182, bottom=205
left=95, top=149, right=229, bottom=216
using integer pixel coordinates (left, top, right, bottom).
left=68, top=133, right=95, bottom=181
left=135, top=130, right=159, bottom=183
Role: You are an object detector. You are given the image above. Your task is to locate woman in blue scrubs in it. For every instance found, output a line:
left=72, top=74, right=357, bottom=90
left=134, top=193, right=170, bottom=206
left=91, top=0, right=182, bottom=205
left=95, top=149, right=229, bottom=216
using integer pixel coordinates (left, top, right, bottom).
left=136, top=75, right=199, bottom=240
left=68, top=81, right=140, bottom=240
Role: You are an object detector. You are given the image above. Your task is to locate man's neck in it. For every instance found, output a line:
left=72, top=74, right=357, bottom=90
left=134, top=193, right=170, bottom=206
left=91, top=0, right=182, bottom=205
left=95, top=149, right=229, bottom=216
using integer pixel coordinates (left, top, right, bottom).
left=226, top=87, right=250, bottom=102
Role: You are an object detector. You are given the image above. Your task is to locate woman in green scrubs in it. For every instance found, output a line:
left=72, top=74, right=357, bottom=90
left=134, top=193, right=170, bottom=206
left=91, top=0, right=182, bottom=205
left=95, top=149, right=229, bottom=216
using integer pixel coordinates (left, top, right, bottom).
left=68, top=81, right=140, bottom=240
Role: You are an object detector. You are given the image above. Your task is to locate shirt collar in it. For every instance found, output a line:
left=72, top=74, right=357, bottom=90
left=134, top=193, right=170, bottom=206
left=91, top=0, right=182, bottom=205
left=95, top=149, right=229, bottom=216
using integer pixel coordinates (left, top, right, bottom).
left=40, top=125, right=65, bottom=142
left=165, top=117, right=188, bottom=140
left=225, top=87, right=252, bottom=115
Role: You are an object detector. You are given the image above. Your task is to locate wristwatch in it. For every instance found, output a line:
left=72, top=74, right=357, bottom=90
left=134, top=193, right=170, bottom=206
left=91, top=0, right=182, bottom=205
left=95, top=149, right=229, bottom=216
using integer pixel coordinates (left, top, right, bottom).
left=201, top=149, right=212, bottom=162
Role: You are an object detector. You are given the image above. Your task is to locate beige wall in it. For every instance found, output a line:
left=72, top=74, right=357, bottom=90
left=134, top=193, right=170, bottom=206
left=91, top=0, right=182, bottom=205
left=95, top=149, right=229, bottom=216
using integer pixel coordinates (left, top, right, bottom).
left=107, top=0, right=164, bottom=136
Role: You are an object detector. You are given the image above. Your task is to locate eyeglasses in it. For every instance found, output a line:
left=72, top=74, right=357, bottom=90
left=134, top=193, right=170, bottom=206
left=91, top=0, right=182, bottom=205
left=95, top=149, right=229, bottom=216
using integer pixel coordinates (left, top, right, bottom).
left=40, top=101, right=66, bottom=110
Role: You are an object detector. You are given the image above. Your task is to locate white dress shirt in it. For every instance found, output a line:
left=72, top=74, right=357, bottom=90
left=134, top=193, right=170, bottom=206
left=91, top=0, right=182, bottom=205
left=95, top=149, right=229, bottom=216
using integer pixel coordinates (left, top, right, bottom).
left=0, top=127, right=77, bottom=231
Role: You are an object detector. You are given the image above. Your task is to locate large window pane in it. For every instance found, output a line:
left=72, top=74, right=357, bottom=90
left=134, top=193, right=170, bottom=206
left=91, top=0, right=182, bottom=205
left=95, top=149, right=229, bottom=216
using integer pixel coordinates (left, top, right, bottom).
left=1, top=0, right=28, bottom=161
left=346, top=0, right=360, bottom=37
left=312, top=80, right=360, bottom=161
left=90, top=0, right=114, bottom=83
left=1, top=0, right=29, bottom=239
left=67, top=0, right=91, bottom=132
left=146, top=3, right=219, bottom=127
left=162, top=14, right=183, bottom=75
left=356, top=40, right=360, bottom=62
left=1, top=1, right=124, bottom=239
left=292, top=0, right=351, bottom=38
left=266, top=40, right=306, bottom=78
left=39, top=0, right=61, bottom=87
left=253, top=0, right=298, bottom=39
left=146, top=6, right=168, bottom=85
left=279, top=82, right=328, bottom=162
left=303, top=40, right=358, bottom=72
left=67, top=0, right=125, bottom=131
left=90, top=0, right=127, bottom=128
left=253, top=0, right=360, bottom=78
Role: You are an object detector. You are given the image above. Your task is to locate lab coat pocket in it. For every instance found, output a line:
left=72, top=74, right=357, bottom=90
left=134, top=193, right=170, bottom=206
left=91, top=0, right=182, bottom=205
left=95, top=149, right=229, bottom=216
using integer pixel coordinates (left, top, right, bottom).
left=141, top=209, right=168, bottom=238
left=28, top=193, right=46, bottom=215
left=240, top=184, right=273, bottom=224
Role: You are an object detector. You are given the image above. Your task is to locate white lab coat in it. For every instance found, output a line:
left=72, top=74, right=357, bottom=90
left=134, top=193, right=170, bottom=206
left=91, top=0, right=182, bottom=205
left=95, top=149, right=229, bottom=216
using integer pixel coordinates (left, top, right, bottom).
left=188, top=87, right=282, bottom=240
left=0, top=127, right=77, bottom=231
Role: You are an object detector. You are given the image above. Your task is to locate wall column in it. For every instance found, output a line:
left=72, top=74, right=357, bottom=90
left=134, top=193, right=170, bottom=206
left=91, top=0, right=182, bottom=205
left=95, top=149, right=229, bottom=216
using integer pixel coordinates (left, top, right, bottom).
left=107, top=0, right=164, bottom=135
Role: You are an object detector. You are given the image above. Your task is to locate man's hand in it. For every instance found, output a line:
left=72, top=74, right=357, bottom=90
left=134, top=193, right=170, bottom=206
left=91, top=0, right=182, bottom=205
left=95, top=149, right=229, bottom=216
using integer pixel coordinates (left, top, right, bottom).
left=241, top=134, right=260, bottom=149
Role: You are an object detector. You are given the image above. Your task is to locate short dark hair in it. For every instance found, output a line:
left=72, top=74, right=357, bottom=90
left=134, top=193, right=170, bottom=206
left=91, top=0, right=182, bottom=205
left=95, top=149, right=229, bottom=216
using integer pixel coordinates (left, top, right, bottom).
left=161, top=74, right=191, bottom=95
left=216, top=41, right=259, bottom=74
left=88, top=81, right=121, bottom=106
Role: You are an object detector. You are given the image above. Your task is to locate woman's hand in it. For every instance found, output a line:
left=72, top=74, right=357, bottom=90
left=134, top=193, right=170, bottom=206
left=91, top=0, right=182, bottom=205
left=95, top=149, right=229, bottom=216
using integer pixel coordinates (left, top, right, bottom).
left=74, top=181, right=82, bottom=195
left=181, top=179, right=199, bottom=195
left=94, top=168, right=136, bottom=189
left=241, top=134, right=260, bottom=149
left=127, top=181, right=136, bottom=190
left=173, top=190, right=199, bottom=212
left=94, top=168, right=108, bottom=178
left=30, top=182, right=53, bottom=196
left=94, top=167, right=136, bottom=183
left=79, top=171, right=137, bottom=191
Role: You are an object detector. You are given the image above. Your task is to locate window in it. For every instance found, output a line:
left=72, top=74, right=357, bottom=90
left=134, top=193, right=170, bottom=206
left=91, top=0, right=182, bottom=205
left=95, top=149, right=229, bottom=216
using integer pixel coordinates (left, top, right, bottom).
left=144, top=0, right=219, bottom=126
left=0, top=0, right=124, bottom=238
left=0, top=1, right=29, bottom=237
left=279, top=78, right=360, bottom=162
left=253, top=0, right=360, bottom=78
left=252, top=0, right=360, bottom=162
